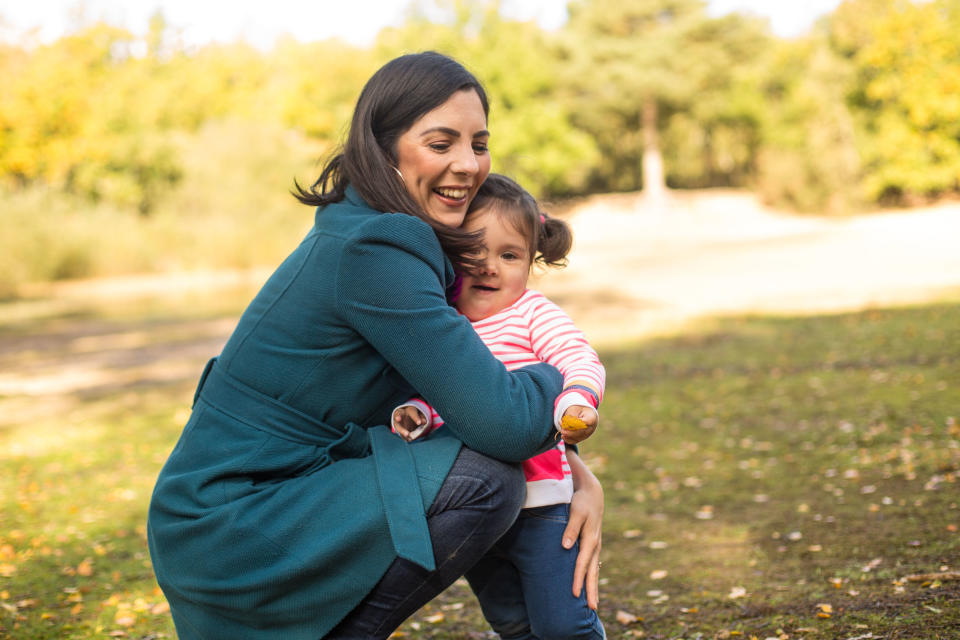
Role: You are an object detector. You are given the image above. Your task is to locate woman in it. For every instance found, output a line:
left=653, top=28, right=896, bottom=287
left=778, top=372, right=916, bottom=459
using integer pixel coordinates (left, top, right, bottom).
left=147, top=51, right=603, bottom=640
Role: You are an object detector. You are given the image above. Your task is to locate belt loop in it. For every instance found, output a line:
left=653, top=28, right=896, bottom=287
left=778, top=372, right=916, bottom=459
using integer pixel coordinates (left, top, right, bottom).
left=193, top=357, right=218, bottom=408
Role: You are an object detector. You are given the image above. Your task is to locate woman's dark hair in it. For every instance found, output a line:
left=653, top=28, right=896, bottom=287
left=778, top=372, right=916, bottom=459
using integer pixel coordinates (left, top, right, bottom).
left=293, top=51, right=489, bottom=273
left=467, top=173, right=572, bottom=268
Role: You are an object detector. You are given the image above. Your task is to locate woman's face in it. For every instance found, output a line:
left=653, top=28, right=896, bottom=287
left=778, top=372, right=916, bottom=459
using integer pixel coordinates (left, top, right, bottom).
left=395, top=89, right=491, bottom=227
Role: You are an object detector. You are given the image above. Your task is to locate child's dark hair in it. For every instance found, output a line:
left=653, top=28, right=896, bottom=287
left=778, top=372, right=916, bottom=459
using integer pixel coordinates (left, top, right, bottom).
left=468, top=174, right=572, bottom=267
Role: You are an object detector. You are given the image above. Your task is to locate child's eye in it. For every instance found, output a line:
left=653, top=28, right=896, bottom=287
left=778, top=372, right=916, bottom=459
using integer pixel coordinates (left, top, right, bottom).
left=502, top=252, right=519, bottom=261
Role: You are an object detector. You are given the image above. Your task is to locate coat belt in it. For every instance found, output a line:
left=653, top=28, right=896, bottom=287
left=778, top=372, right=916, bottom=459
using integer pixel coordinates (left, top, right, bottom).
left=192, top=357, right=437, bottom=571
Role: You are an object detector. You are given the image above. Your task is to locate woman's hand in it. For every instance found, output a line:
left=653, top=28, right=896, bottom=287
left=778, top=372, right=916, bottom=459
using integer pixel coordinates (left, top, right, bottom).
left=562, top=450, right=604, bottom=610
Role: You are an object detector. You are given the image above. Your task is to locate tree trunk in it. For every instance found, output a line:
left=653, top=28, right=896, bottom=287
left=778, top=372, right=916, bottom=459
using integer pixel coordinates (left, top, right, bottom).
left=641, top=97, right=667, bottom=208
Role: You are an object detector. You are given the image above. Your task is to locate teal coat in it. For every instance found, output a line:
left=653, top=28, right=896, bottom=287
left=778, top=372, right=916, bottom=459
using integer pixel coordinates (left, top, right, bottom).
left=147, top=187, right=563, bottom=639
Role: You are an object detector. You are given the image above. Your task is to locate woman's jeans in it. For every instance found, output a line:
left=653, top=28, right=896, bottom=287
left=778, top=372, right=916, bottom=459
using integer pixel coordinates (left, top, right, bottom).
left=327, top=447, right=526, bottom=639
left=466, top=503, right=606, bottom=640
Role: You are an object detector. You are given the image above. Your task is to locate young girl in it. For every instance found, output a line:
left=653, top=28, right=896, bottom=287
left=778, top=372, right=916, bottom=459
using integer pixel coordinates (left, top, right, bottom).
left=393, top=173, right=606, bottom=640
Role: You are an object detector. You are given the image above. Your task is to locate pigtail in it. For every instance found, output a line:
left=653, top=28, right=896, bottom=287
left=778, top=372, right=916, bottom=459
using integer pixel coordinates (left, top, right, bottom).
left=535, top=211, right=572, bottom=268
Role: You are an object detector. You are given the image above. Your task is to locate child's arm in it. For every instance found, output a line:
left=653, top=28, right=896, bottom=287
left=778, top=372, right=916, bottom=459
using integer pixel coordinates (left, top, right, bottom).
left=525, top=292, right=606, bottom=443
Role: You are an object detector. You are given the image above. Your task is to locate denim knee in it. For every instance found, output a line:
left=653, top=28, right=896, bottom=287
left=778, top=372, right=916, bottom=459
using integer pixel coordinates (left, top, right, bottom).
left=439, top=447, right=525, bottom=526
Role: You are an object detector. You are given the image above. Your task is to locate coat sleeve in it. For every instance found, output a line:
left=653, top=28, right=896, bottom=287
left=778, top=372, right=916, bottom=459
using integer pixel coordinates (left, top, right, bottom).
left=335, top=213, right=563, bottom=462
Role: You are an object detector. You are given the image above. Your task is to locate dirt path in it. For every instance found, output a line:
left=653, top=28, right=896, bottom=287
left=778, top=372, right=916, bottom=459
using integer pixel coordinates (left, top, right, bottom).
left=534, top=189, right=960, bottom=346
left=2, top=189, right=959, bottom=423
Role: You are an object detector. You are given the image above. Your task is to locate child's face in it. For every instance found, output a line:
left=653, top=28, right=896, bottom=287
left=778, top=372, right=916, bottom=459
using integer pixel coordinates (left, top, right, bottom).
left=456, top=206, right=531, bottom=322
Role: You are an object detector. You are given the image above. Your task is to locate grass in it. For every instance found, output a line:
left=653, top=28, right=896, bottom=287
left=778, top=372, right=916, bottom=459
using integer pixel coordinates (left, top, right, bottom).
left=1, top=297, right=958, bottom=639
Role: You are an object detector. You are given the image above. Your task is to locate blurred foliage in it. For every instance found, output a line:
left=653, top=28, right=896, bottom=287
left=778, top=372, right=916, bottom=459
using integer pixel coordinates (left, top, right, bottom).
left=1, top=0, right=958, bottom=293
left=831, top=0, right=960, bottom=204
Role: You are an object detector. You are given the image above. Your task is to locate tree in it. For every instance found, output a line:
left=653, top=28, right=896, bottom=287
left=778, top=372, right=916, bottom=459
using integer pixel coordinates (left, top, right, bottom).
left=831, top=0, right=960, bottom=204
left=563, top=0, right=768, bottom=205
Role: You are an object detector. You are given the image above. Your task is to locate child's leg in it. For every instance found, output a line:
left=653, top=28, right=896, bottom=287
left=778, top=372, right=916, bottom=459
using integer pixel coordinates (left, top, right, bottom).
left=507, top=504, right=605, bottom=639
left=468, top=504, right=605, bottom=640
left=465, top=531, right=535, bottom=639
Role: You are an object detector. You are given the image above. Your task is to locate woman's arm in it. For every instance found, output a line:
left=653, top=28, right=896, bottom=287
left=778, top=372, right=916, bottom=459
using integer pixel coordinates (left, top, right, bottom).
left=336, top=213, right=563, bottom=461
left=564, top=449, right=604, bottom=611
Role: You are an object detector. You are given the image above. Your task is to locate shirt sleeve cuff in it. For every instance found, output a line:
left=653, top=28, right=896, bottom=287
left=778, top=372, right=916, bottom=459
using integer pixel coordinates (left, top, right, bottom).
left=553, top=391, right=600, bottom=431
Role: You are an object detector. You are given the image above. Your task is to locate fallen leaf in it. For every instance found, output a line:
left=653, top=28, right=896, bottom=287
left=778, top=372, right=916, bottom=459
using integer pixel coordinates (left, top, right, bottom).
left=650, top=570, right=668, bottom=580
left=424, top=613, right=444, bottom=624
left=150, top=601, right=170, bottom=615
left=76, top=558, right=94, bottom=577
left=905, top=572, right=960, bottom=582
left=616, top=610, right=639, bottom=625
left=728, top=586, right=747, bottom=599
left=862, top=558, right=882, bottom=572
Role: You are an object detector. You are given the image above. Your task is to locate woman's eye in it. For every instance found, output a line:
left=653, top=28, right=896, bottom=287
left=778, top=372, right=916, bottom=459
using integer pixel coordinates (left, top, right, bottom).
left=473, top=142, right=489, bottom=154
left=429, top=143, right=450, bottom=152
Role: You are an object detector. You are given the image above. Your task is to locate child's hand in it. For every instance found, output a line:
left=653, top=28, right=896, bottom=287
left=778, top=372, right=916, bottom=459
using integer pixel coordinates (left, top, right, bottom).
left=393, top=406, right=428, bottom=442
left=560, top=406, right=598, bottom=445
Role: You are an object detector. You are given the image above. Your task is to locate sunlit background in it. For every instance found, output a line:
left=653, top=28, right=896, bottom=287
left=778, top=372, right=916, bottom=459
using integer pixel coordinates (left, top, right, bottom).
left=10, top=0, right=956, bottom=299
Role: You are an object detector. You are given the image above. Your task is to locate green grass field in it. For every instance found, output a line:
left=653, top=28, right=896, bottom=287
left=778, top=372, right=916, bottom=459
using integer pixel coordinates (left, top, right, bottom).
left=1, top=298, right=957, bottom=639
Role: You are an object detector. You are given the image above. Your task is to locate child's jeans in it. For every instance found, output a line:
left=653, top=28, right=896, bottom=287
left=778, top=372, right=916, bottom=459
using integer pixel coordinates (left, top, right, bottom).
left=466, top=503, right=606, bottom=640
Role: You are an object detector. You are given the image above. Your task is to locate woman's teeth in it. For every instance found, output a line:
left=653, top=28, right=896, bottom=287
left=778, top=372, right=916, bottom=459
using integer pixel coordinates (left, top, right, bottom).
left=435, top=187, right=468, bottom=199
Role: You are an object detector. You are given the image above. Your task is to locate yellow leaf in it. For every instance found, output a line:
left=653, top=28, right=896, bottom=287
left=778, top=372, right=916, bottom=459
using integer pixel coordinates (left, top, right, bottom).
left=424, top=612, right=444, bottom=623
left=0, top=564, right=16, bottom=578
left=76, top=558, right=94, bottom=577
left=817, top=603, right=833, bottom=613
left=561, top=415, right=588, bottom=430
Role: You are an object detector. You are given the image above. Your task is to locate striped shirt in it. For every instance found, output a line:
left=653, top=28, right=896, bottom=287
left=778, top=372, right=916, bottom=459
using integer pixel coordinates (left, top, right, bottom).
left=403, top=289, right=605, bottom=508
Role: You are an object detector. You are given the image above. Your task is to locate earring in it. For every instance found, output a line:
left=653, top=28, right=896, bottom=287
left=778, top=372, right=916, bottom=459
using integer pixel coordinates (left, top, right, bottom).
left=393, top=167, right=405, bottom=183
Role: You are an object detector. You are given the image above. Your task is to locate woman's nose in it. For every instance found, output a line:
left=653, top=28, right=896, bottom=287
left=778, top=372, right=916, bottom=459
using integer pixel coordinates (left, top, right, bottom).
left=451, top=144, right=479, bottom=175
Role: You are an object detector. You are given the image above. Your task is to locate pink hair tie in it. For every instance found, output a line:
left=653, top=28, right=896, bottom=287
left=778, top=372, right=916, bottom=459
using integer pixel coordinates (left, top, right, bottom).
left=539, top=214, right=546, bottom=223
